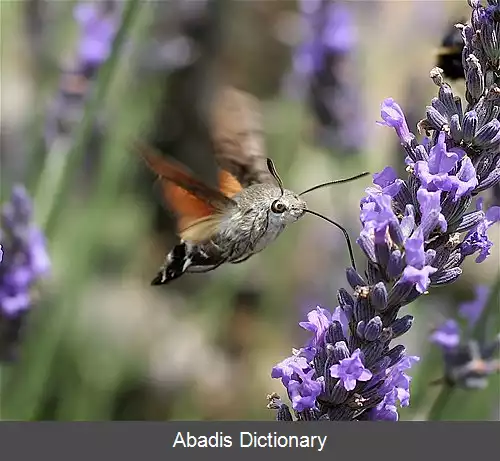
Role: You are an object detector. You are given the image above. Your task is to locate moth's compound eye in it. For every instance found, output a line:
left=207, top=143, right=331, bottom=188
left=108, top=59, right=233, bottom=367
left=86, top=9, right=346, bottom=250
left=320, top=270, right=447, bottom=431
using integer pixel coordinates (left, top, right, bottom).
left=271, top=200, right=286, bottom=213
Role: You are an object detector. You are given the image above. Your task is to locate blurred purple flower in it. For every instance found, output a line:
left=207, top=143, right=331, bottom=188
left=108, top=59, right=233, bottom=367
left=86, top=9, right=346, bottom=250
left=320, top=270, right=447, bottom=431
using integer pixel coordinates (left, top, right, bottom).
left=0, top=186, right=50, bottom=317
left=459, top=285, right=489, bottom=328
left=285, top=0, right=365, bottom=154
left=430, top=319, right=461, bottom=349
left=430, top=285, right=499, bottom=389
left=294, top=0, right=356, bottom=75
left=0, top=186, right=50, bottom=360
left=73, top=1, right=121, bottom=74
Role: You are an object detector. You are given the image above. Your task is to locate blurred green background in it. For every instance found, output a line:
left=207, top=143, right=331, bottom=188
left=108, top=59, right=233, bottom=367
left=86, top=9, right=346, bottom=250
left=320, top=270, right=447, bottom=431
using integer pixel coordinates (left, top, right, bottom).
left=0, top=0, right=498, bottom=421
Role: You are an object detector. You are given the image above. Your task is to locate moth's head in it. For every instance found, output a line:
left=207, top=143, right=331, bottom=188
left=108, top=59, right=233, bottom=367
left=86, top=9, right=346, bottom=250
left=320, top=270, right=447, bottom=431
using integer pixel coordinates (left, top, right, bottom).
left=269, top=189, right=307, bottom=224
left=263, top=158, right=307, bottom=224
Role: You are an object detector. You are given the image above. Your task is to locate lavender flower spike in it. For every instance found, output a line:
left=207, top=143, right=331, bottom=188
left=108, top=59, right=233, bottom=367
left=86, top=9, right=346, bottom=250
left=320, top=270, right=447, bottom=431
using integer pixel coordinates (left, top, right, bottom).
left=0, top=185, right=51, bottom=361
left=270, top=0, right=500, bottom=421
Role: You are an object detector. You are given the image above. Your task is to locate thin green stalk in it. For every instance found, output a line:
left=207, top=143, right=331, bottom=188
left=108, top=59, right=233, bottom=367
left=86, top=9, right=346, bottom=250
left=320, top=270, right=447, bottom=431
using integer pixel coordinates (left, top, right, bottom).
left=427, top=384, right=455, bottom=421
left=34, top=0, right=141, bottom=236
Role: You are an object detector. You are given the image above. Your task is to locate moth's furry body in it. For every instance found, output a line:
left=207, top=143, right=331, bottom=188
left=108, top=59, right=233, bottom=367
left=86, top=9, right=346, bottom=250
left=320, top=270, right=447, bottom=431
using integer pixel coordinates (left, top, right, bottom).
left=138, top=86, right=367, bottom=286
left=152, top=184, right=307, bottom=285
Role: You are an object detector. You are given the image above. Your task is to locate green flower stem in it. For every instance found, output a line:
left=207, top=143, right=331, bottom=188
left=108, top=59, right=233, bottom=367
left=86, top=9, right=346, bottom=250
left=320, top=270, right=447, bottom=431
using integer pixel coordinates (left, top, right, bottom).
left=34, top=0, right=141, bottom=237
left=427, top=384, right=455, bottom=421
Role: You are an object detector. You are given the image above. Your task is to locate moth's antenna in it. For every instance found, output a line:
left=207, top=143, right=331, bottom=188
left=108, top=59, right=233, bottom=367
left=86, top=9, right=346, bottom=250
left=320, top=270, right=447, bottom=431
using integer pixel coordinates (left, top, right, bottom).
left=299, top=172, right=370, bottom=196
left=305, top=209, right=357, bottom=270
left=267, top=158, right=284, bottom=196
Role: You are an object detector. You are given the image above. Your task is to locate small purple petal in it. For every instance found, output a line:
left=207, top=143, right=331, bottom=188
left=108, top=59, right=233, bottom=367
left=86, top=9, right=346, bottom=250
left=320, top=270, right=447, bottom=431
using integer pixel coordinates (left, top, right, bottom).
left=377, top=98, right=413, bottom=144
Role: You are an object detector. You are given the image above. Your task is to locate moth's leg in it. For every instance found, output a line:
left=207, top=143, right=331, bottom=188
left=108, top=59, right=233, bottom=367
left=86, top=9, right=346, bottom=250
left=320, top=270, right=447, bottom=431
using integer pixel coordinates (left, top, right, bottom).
left=187, top=259, right=227, bottom=273
left=230, top=254, right=254, bottom=264
left=188, top=241, right=236, bottom=272
left=185, top=243, right=227, bottom=273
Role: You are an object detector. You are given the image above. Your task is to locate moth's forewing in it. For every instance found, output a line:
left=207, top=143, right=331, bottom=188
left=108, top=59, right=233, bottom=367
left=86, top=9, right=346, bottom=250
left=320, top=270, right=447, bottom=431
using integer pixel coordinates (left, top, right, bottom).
left=211, top=86, right=275, bottom=187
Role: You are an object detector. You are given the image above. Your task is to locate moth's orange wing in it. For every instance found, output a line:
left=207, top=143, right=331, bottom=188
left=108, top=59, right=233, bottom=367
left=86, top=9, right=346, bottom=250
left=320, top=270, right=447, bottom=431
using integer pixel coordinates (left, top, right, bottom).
left=135, top=141, right=235, bottom=209
left=218, top=170, right=243, bottom=198
left=161, top=181, right=216, bottom=232
left=135, top=141, right=238, bottom=242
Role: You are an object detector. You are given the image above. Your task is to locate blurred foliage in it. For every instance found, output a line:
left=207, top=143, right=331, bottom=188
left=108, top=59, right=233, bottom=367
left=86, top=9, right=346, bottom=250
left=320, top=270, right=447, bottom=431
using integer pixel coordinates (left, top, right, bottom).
left=0, top=0, right=498, bottom=421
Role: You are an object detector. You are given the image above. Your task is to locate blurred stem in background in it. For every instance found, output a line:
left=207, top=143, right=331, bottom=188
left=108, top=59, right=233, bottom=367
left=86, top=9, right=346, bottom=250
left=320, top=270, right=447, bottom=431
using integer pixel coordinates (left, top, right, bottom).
left=2, top=0, right=142, bottom=420
left=34, top=0, right=138, bottom=237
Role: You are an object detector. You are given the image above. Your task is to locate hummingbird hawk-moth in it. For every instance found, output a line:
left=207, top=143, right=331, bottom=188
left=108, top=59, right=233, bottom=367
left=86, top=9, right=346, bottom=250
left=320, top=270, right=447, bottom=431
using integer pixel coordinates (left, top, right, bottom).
left=137, top=87, right=369, bottom=286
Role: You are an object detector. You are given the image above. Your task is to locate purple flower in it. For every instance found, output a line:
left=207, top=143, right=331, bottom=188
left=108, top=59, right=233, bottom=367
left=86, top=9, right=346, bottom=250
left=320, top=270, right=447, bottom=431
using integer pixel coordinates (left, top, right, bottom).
left=448, top=157, right=478, bottom=200
left=286, top=1, right=364, bottom=154
left=287, top=369, right=324, bottom=412
left=1, top=185, right=50, bottom=361
left=401, top=227, right=437, bottom=293
left=383, top=356, right=420, bottom=407
left=401, top=265, right=437, bottom=294
left=271, top=353, right=313, bottom=387
left=430, top=285, right=499, bottom=390
left=360, top=194, right=399, bottom=243
left=377, top=98, right=413, bottom=144
left=363, top=167, right=404, bottom=202
left=330, top=348, right=373, bottom=391
left=404, top=227, right=426, bottom=267
left=364, top=355, right=420, bottom=421
left=0, top=186, right=50, bottom=318
left=461, top=198, right=500, bottom=263
left=459, top=285, right=489, bottom=329
left=375, top=355, right=420, bottom=407
left=368, top=389, right=399, bottom=421
left=299, top=306, right=332, bottom=348
left=414, top=131, right=477, bottom=200
left=430, top=319, right=461, bottom=350
left=271, top=348, right=323, bottom=412
left=74, top=2, right=120, bottom=70
left=330, top=305, right=349, bottom=337
left=427, top=132, right=465, bottom=174
left=294, top=0, right=356, bottom=75
left=416, top=188, right=447, bottom=235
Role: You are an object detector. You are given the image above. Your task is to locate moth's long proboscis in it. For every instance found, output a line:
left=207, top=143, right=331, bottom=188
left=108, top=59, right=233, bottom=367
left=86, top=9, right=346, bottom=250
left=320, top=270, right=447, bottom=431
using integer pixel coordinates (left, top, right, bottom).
left=305, top=209, right=357, bottom=270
